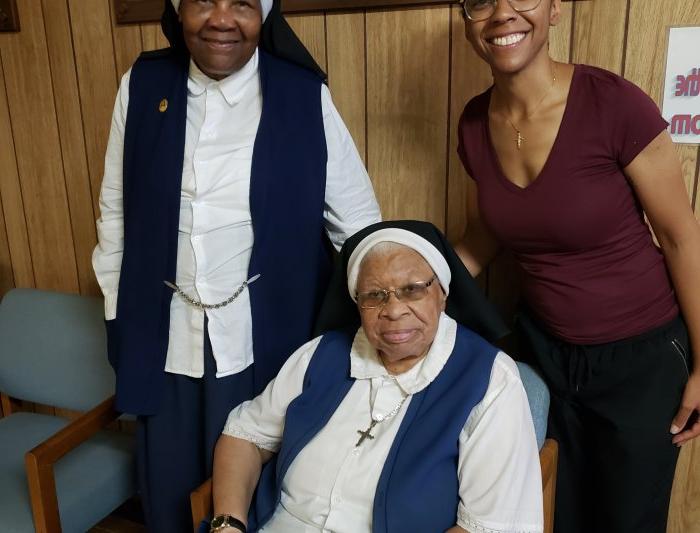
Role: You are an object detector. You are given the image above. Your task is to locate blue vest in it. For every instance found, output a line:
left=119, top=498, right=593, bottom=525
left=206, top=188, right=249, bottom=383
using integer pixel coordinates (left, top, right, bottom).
left=107, top=49, right=331, bottom=415
left=251, top=324, right=498, bottom=532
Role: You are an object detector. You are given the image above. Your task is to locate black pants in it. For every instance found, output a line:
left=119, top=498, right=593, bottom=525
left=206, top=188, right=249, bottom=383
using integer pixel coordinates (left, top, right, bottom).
left=518, top=313, right=690, bottom=533
left=136, top=321, right=256, bottom=533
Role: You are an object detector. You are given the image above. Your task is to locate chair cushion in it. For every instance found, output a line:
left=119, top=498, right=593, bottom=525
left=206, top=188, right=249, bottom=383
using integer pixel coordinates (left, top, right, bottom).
left=0, top=412, right=136, bottom=533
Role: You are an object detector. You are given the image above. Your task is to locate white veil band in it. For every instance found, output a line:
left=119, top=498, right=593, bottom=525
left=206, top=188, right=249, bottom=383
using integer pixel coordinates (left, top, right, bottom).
left=346, top=228, right=451, bottom=302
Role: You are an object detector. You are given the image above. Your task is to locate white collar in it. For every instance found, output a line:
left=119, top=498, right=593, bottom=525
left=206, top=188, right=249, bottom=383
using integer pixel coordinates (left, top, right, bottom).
left=187, top=48, right=259, bottom=106
left=349, top=313, right=457, bottom=395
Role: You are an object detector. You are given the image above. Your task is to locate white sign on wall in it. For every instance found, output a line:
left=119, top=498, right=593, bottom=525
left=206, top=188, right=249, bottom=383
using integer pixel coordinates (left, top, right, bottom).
left=662, top=26, right=700, bottom=144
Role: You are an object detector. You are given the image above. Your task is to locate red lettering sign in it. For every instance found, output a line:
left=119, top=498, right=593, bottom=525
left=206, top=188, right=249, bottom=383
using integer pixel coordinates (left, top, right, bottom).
left=675, top=68, right=700, bottom=97
left=671, top=114, right=692, bottom=134
left=693, top=115, right=700, bottom=135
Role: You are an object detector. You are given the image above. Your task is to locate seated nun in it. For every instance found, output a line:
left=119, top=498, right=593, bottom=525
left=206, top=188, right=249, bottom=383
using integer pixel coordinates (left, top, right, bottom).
left=210, top=221, right=543, bottom=533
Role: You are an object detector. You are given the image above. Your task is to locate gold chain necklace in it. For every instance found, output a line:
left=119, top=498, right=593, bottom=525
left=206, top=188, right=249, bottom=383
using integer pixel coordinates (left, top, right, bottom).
left=502, top=63, right=557, bottom=150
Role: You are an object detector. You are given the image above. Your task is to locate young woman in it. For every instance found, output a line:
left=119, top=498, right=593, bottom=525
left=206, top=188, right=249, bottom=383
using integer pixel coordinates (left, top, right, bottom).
left=455, top=1, right=700, bottom=532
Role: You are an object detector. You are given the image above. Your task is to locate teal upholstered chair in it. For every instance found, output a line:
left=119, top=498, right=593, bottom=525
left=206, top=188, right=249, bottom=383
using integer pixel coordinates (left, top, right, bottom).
left=517, top=362, right=550, bottom=449
left=0, top=288, right=136, bottom=533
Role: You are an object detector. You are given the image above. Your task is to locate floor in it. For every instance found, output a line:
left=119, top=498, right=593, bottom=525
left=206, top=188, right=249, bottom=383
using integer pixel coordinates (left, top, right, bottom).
left=90, top=499, right=147, bottom=533
left=91, top=516, right=146, bottom=533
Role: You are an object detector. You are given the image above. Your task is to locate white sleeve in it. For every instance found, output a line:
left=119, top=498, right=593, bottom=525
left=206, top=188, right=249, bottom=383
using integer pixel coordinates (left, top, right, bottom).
left=92, top=69, right=131, bottom=320
left=222, top=336, right=323, bottom=452
left=457, top=352, right=544, bottom=533
left=321, top=85, right=381, bottom=250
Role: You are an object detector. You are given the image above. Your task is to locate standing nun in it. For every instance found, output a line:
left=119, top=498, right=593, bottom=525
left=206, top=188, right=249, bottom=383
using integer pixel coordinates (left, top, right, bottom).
left=92, top=0, right=381, bottom=530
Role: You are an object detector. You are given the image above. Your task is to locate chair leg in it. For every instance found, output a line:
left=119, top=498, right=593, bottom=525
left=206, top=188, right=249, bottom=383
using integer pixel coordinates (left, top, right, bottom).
left=25, top=451, right=62, bottom=533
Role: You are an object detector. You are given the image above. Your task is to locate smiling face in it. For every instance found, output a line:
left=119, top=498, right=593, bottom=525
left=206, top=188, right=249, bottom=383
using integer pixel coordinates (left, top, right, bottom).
left=180, top=0, right=262, bottom=80
left=464, top=0, right=561, bottom=75
left=357, top=246, right=446, bottom=373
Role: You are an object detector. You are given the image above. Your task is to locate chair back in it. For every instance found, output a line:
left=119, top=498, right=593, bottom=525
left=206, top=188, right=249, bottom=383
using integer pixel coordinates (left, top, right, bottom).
left=0, top=288, right=114, bottom=412
left=515, top=362, right=549, bottom=449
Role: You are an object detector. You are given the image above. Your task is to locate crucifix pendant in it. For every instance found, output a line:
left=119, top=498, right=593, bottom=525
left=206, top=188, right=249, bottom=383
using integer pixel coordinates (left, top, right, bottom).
left=356, top=420, right=378, bottom=447
left=515, top=130, right=524, bottom=150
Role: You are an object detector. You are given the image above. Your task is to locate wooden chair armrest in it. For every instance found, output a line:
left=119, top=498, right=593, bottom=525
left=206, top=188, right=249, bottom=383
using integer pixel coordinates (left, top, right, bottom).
left=24, top=396, right=121, bottom=533
left=539, top=438, right=558, bottom=533
left=191, top=477, right=213, bottom=532
left=1, top=392, right=14, bottom=418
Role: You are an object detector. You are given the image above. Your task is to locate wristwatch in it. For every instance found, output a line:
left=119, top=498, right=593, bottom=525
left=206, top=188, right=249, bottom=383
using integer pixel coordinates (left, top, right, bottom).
left=209, top=514, right=247, bottom=533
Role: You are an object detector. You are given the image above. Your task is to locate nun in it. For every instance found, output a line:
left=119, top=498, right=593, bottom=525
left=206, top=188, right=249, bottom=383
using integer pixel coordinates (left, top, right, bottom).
left=91, top=0, right=380, bottom=530
left=212, top=221, right=544, bottom=533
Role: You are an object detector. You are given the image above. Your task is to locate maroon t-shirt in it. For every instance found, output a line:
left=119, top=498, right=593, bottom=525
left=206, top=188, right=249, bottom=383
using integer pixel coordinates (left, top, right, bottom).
left=458, top=64, right=678, bottom=344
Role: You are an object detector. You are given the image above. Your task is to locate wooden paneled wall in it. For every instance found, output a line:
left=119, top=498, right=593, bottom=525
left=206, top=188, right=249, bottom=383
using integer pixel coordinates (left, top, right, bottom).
left=0, top=0, right=699, bottom=530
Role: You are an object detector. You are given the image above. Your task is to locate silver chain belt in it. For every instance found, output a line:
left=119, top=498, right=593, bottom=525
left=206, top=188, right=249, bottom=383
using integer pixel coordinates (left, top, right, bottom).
left=163, top=274, right=260, bottom=310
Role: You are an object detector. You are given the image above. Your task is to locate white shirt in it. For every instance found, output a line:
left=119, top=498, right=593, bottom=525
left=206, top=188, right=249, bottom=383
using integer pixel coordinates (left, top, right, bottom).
left=224, top=314, right=544, bottom=533
left=92, top=50, right=381, bottom=378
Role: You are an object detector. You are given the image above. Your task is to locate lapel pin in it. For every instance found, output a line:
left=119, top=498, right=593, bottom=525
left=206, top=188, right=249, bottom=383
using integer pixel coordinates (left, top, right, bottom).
left=159, top=98, right=168, bottom=113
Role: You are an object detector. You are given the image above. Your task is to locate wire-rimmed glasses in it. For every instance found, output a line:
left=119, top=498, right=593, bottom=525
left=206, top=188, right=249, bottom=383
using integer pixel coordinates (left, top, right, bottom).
left=461, top=0, right=544, bottom=22
left=356, top=275, right=438, bottom=310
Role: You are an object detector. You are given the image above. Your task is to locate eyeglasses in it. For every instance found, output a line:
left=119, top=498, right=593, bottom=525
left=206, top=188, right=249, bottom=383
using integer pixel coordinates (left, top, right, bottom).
left=356, top=275, right=438, bottom=309
left=461, top=0, right=544, bottom=22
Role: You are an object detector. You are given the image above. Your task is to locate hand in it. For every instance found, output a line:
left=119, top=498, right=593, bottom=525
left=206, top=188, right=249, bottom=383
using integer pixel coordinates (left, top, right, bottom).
left=671, top=371, right=700, bottom=446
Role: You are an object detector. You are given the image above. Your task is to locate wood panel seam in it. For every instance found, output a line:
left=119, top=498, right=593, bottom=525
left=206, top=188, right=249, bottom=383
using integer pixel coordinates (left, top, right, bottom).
left=444, top=5, right=453, bottom=232
left=363, top=11, right=369, bottom=168
left=39, top=0, right=82, bottom=292
left=567, top=0, right=575, bottom=64
left=64, top=0, right=98, bottom=228
left=323, top=13, right=329, bottom=75
left=620, top=0, right=632, bottom=76
left=108, top=1, right=124, bottom=88
left=0, top=190, right=16, bottom=288
left=693, top=148, right=700, bottom=211
left=0, top=53, right=18, bottom=289
left=0, top=50, right=37, bottom=287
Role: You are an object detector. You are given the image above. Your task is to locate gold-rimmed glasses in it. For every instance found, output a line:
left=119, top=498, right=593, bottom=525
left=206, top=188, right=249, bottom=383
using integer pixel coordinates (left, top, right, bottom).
left=461, top=0, right=544, bottom=22
left=356, top=275, right=438, bottom=310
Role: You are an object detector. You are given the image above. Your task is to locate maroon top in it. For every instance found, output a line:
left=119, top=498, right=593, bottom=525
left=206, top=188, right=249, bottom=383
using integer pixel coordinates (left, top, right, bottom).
left=458, top=64, right=678, bottom=344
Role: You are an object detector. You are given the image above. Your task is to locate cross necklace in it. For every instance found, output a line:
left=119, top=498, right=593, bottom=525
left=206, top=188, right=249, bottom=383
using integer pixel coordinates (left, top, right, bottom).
left=502, top=62, right=557, bottom=150
left=355, top=391, right=407, bottom=447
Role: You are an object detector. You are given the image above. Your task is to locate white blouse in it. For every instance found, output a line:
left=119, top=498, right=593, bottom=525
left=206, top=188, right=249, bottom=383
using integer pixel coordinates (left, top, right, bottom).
left=224, top=314, right=544, bottom=533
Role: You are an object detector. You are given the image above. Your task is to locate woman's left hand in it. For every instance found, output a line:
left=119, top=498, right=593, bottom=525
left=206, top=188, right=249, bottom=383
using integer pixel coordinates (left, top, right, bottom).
left=671, top=372, right=700, bottom=445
